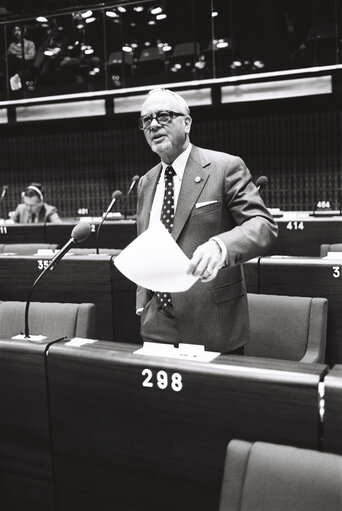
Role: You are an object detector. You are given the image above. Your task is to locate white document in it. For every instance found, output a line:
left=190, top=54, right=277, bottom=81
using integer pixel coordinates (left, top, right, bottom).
left=114, top=222, right=198, bottom=292
left=134, top=342, right=220, bottom=362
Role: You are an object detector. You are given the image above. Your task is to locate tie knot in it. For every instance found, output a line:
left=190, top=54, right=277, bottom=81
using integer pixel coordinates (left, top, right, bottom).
left=165, top=166, right=175, bottom=180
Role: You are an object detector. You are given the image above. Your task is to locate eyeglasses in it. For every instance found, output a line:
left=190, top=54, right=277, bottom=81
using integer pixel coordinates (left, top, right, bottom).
left=138, top=110, right=185, bottom=130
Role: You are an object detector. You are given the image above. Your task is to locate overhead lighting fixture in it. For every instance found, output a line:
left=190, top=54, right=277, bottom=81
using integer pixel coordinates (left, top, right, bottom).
left=84, top=47, right=94, bottom=55
left=81, top=10, right=93, bottom=18
left=216, top=39, right=229, bottom=48
left=156, top=13, right=167, bottom=20
left=106, top=10, right=118, bottom=18
left=151, top=6, right=162, bottom=15
left=44, top=49, right=54, bottom=56
left=253, top=60, right=265, bottom=69
left=231, top=60, right=242, bottom=68
left=122, top=45, right=133, bottom=52
left=117, top=6, right=127, bottom=13
left=36, top=16, right=48, bottom=22
left=148, top=20, right=156, bottom=25
left=211, top=11, right=218, bottom=17
left=163, top=44, right=172, bottom=52
left=134, top=6, right=144, bottom=12
left=86, top=17, right=96, bottom=23
left=144, top=41, right=151, bottom=46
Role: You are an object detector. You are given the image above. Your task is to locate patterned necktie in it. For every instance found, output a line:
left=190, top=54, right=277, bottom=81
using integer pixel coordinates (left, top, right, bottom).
left=156, top=165, right=175, bottom=311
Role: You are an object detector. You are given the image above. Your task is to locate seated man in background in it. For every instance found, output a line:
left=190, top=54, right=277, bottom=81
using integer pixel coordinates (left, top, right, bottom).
left=12, top=183, right=62, bottom=223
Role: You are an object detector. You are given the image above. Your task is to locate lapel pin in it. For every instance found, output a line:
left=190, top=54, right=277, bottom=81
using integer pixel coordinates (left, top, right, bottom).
left=195, top=176, right=202, bottom=183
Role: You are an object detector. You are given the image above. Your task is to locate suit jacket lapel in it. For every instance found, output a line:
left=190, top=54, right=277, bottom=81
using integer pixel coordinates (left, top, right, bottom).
left=172, top=146, right=210, bottom=241
left=139, top=162, right=162, bottom=233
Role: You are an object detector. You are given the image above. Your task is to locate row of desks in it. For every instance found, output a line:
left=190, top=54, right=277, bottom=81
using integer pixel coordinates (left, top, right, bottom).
left=1, top=214, right=342, bottom=256
left=0, top=252, right=342, bottom=366
left=1, top=335, right=341, bottom=510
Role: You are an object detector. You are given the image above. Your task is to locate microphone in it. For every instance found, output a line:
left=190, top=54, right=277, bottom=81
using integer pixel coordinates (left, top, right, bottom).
left=124, top=175, right=139, bottom=219
left=96, top=190, right=122, bottom=254
left=256, top=176, right=268, bottom=191
left=24, top=223, right=91, bottom=338
left=0, top=185, right=8, bottom=201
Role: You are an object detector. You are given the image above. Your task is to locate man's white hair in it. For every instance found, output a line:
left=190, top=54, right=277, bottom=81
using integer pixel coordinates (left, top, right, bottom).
left=144, top=88, right=190, bottom=115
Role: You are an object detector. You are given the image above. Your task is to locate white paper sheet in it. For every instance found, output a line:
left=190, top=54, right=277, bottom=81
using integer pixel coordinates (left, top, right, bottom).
left=134, top=342, right=220, bottom=362
left=114, top=222, right=198, bottom=292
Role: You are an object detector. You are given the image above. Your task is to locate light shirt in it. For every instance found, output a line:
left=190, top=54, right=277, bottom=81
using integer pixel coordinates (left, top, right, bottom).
left=149, top=143, right=227, bottom=265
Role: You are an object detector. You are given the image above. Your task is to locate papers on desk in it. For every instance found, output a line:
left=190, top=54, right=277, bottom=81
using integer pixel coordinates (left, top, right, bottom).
left=114, top=222, right=198, bottom=292
left=134, top=342, right=220, bottom=362
left=323, top=252, right=342, bottom=259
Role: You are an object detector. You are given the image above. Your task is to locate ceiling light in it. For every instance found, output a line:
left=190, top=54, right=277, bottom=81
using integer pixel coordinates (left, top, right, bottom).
left=134, top=6, right=144, bottom=12
left=44, top=49, right=54, bottom=56
left=106, top=10, right=118, bottom=18
left=156, top=13, right=167, bottom=20
left=122, top=45, right=133, bottom=52
left=216, top=39, right=229, bottom=48
left=253, top=60, right=265, bottom=68
left=36, top=16, right=48, bottom=22
left=81, top=10, right=92, bottom=18
left=85, top=17, right=96, bottom=23
left=163, top=44, right=172, bottom=52
left=148, top=20, right=156, bottom=25
left=117, top=6, right=127, bottom=13
left=211, top=11, right=218, bottom=17
left=151, top=6, right=162, bottom=15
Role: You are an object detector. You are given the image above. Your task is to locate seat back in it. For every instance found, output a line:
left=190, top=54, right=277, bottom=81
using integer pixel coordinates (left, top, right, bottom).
left=0, top=243, right=58, bottom=255
left=219, top=439, right=342, bottom=511
left=320, top=243, right=342, bottom=257
left=0, top=301, right=95, bottom=339
left=246, top=293, right=327, bottom=363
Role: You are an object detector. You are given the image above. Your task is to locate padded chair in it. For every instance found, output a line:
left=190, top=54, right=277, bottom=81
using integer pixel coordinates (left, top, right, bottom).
left=320, top=243, right=342, bottom=257
left=219, top=439, right=342, bottom=511
left=246, top=293, right=327, bottom=363
left=0, top=301, right=95, bottom=339
left=0, top=243, right=58, bottom=255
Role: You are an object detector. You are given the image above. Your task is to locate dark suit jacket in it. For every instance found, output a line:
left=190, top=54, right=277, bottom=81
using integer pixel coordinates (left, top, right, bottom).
left=13, top=203, right=62, bottom=223
left=136, top=145, right=278, bottom=352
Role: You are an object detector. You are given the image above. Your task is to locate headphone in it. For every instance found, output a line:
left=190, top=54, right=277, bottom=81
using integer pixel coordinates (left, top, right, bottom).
left=26, top=185, right=44, bottom=201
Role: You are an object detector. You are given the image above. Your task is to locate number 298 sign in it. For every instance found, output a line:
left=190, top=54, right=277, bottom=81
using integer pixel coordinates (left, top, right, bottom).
left=141, top=368, right=183, bottom=392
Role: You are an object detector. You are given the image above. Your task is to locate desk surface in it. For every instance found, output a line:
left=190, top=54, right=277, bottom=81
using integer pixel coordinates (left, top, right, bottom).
left=47, top=339, right=326, bottom=511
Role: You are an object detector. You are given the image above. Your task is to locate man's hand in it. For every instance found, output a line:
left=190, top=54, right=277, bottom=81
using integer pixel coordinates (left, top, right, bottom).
left=188, top=240, right=222, bottom=282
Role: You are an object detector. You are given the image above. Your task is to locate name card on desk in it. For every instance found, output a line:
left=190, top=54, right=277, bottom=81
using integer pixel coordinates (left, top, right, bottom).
left=134, top=342, right=220, bottom=362
left=65, top=337, right=98, bottom=347
left=323, top=252, right=342, bottom=259
left=12, top=334, right=47, bottom=342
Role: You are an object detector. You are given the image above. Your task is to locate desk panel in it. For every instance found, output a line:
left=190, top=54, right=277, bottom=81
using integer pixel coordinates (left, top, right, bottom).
left=258, top=256, right=342, bottom=365
left=47, top=340, right=325, bottom=511
left=0, top=337, right=57, bottom=510
left=0, top=223, right=45, bottom=243
left=45, top=220, right=137, bottom=249
left=323, top=364, right=342, bottom=454
left=272, top=217, right=342, bottom=257
left=0, top=255, right=115, bottom=341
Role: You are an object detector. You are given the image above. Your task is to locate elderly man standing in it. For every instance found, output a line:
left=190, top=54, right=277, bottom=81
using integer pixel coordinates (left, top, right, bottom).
left=136, top=88, right=277, bottom=354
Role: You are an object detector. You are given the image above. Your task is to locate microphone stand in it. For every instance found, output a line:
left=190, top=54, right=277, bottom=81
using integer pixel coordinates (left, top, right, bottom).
left=96, top=191, right=122, bottom=254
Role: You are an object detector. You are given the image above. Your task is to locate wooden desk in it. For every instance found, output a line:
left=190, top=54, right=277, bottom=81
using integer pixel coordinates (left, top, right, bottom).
left=0, top=220, right=137, bottom=249
left=0, top=223, right=45, bottom=243
left=258, top=256, right=342, bottom=365
left=0, top=337, right=59, bottom=510
left=323, top=364, right=342, bottom=455
left=0, top=254, right=115, bottom=341
left=271, top=216, right=342, bottom=257
left=47, top=340, right=326, bottom=511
